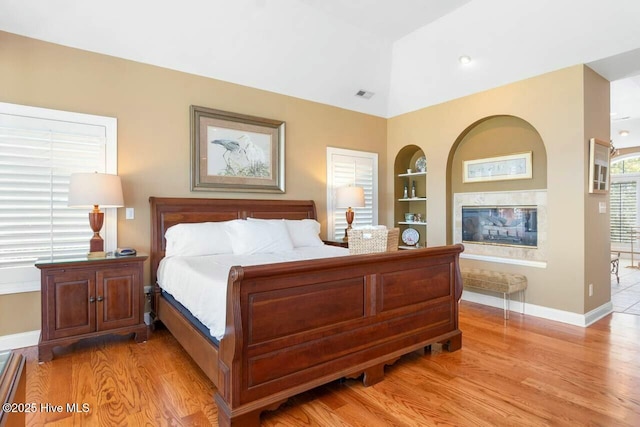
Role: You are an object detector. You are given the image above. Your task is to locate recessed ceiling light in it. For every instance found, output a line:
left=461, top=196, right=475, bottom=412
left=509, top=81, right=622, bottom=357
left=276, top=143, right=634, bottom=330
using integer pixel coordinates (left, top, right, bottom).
left=459, top=55, right=471, bottom=65
left=619, top=130, right=630, bottom=136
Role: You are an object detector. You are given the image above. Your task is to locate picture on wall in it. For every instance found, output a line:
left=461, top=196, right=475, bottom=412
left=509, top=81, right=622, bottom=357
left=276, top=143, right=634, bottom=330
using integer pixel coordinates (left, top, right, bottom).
left=463, top=152, right=533, bottom=183
left=190, top=105, right=285, bottom=192
left=588, top=137, right=610, bottom=194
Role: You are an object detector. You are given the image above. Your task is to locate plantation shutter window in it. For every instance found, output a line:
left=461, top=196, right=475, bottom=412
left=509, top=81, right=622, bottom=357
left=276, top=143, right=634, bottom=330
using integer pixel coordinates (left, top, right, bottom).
left=326, top=148, right=378, bottom=241
left=0, top=102, right=117, bottom=293
left=610, top=178, right=638, bottom=247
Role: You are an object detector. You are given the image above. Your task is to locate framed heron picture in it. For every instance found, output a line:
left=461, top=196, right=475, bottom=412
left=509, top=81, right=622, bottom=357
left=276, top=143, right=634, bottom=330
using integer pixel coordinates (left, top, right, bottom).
left=190, top=105, right=285, bottom=192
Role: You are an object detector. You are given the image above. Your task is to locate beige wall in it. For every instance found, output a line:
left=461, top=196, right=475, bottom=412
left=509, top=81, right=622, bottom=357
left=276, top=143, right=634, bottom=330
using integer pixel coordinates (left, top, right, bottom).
left=0, top=292, right=40, bottom=335
left=0, top=31, right=387, bottom=336
left=0, top=30, right=612, bottom=337
left=583, top=67, right=612, bottom=312
left=387, top=65, right=610, bottom=315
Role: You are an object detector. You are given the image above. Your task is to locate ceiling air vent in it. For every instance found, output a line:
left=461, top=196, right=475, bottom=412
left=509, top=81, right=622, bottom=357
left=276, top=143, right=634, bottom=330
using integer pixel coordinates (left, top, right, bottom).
left=355, top=89, right=374, bottom=99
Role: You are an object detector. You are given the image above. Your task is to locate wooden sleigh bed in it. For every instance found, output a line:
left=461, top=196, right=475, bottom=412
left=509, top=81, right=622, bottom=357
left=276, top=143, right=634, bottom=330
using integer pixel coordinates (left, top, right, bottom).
left=149, top=197, right=464, bottom=426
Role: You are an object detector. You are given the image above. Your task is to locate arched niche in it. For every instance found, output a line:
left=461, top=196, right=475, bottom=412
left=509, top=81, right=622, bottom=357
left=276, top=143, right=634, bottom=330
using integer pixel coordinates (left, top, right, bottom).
left=394, top=144, right=424, bottom=174
left=446, top=115, right=547, bottom=244
left=394, top=144, right=427, bottom=247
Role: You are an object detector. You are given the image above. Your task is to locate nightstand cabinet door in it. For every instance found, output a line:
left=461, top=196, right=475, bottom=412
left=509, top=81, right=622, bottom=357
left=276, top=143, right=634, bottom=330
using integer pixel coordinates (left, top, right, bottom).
left=36, top=254, right=148, bottom=362
left=97, top=266, right=141, bottom=330
left=43, top=269, right=96, bottom=340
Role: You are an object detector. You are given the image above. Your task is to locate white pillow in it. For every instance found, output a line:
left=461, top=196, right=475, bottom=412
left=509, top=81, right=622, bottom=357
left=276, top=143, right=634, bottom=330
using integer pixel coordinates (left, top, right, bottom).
left=165, top=221, right=234, bottom=257
left=227, top=219, right=294, bottom=254
left=284, top=219, right=324, bottom=247
left=247, top=218, right=324, bottom=247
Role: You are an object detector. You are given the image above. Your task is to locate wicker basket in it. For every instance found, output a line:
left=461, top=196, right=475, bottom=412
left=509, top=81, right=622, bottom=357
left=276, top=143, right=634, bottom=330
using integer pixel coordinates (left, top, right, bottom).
left=348, top=227, right=399, bottom=254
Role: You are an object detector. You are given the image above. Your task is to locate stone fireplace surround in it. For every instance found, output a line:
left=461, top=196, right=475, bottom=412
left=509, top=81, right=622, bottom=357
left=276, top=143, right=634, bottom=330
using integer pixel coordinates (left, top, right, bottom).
left=454, top=190, right=547, bottom=267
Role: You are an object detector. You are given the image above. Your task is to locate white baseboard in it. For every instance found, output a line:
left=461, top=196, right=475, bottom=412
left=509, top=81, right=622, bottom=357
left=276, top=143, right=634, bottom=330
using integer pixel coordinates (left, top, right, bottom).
left=461, top=290, right=613, bottom=327
left=0, top=330, right=40, bottom=351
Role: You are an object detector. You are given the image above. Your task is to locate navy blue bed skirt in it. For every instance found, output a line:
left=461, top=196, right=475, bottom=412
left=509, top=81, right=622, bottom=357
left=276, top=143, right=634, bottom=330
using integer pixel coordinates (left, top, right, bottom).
left=161, top=290, right=220, bottom=347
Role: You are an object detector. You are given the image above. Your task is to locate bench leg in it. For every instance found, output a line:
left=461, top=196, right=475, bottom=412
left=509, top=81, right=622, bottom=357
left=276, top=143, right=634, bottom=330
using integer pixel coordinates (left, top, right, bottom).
left=521, top=289, right=526, bottom=315
left=503, top=292, right=510, bottom=320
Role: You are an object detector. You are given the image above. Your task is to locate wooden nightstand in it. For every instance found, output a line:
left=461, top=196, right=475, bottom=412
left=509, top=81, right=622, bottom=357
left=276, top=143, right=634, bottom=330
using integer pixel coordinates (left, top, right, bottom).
left=35, top=254, right=148, bottom=362
left=323, top=239, right=349, bottom=248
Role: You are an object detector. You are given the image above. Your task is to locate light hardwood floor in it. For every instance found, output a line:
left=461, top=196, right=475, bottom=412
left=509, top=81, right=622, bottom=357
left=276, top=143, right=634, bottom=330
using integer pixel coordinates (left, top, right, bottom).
left=17, top=301, right=640, bottom=426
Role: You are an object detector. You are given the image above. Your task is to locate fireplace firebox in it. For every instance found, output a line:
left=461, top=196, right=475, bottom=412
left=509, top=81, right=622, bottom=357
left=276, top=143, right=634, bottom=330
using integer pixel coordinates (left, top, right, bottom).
left=462, top=206, right=537, bottom=248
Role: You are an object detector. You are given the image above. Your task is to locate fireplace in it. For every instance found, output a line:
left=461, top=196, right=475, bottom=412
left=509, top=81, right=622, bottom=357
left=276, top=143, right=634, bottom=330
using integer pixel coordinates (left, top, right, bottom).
left=462, top=205, right=537, bottom=248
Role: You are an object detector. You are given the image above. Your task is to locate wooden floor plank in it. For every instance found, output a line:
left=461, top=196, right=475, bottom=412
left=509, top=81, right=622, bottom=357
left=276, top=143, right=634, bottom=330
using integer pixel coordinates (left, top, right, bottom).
left=17, top=301, right=640, bottom=426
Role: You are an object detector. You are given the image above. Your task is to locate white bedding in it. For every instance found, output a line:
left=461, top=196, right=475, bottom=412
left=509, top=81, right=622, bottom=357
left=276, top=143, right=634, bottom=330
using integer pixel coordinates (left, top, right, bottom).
left=157, top=245, right=349, bottom=340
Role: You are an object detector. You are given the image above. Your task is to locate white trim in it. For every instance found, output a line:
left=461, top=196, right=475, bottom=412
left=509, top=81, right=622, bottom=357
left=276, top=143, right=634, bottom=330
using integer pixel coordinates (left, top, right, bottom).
left=0, top=330, right=40, bottom=351
left=461, top=290, right=613, bottom=327
left=0, top=102, right=119, bottom=285
left=326, top=147, right=379, bottom=240
left=583, top=302, right=615, bottom=327
left=460, top=253, right=547, bottom=268
left=0, top=280, right=39, bottom=295
left=104, top=116, right=118, bottom=253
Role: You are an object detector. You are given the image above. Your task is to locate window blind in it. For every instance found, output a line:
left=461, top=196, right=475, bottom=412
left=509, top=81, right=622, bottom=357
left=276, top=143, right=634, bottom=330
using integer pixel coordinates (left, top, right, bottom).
left=610, top=180, right=638, bottom=244
left=0, top=103, right=117, bottom=292
left=326, top=148, right=378, bottom=241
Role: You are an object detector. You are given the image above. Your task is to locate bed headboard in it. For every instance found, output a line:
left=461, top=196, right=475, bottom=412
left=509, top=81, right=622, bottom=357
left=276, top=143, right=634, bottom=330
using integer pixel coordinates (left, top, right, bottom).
left=149, top=197, right=318, bottom=284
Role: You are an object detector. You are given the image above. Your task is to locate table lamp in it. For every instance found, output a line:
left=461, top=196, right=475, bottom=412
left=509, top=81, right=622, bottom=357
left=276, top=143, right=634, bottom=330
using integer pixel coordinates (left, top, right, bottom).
left=336, top=186, right=365, bottom=241
left=68, top=172, right=124, bottom=257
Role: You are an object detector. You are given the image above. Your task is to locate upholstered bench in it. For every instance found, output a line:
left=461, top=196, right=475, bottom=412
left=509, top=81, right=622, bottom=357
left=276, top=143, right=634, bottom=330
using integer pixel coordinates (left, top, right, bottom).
left=461, top=267, right=528, bottom=319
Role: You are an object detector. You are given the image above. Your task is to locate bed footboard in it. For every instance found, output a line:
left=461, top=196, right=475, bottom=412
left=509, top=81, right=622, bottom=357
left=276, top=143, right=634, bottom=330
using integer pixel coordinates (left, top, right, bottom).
left=215, top=244, right=464, bottom=426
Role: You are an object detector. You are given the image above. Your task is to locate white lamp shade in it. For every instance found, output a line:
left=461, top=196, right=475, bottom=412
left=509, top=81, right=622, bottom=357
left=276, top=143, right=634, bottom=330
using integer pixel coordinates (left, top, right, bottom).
left=336, top=186, right=365, bottom=208
left=68, top=173, right=124, bottom=208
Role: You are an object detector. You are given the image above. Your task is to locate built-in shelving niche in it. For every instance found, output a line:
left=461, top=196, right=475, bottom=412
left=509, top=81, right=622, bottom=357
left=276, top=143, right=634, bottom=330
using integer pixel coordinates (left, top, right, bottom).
left=394, top=145, right=427, bottom=249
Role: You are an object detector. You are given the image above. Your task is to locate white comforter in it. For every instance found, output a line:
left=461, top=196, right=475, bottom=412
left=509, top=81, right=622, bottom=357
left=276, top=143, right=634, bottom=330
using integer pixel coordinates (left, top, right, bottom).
left=157, top=245, right=349, bottom=340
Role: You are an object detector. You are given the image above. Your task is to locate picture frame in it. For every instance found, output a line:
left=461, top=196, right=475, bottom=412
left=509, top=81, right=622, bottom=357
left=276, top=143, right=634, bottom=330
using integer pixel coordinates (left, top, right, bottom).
left=190, top=105, right=285, bottom=193
left=588, top=137, right=610, bottom=194
left=463, top=152, right=532, bottom=183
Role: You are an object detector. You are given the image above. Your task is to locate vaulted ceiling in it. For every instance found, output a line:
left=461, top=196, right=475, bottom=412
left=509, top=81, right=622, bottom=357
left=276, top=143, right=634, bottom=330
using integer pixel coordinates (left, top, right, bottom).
left=2, top=0, right=640, bottom=146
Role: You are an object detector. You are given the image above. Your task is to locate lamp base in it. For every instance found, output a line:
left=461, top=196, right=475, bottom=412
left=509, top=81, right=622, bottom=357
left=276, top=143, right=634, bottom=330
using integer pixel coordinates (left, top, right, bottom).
left=89, top=210, right=105, bottom=251
left=87, top=251, right=107, bottom=259
left=344, top=208, right=355, bottom=242
left=89, top=230, right=104, bottom=253
left=343, top=225, right=353, bottom=242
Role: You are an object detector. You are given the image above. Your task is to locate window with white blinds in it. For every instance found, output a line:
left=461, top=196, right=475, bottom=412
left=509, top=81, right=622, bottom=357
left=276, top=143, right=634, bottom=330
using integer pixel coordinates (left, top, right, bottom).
left=0, top=102, right=117, bottom=293
left=610, top=177, right=639, bottom=246
left=326, top=147, right=378, bottom=240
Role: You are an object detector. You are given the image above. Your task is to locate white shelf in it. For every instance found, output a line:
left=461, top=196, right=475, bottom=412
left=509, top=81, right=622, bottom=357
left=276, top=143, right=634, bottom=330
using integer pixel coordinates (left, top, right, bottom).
left=398, top=197, right=427, bottom=202
left=398, top=221, right=427, bottom=226
left=398, top=171, right=427, bottom=177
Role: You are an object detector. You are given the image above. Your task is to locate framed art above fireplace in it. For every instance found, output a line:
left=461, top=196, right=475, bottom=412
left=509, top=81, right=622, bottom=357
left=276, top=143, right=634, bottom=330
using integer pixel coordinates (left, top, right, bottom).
left=463, top=152, right=532, bottom=183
